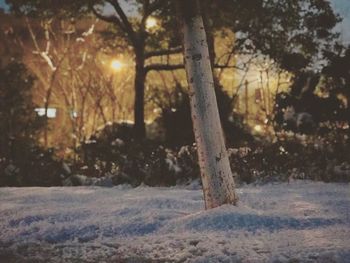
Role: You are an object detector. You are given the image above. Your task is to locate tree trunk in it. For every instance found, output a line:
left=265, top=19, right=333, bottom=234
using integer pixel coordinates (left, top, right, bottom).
left=245, top=80, right=249, bottom=122
left=134, top=50, right=146, bottom=139
left=178, top=0, right=238, bottom=209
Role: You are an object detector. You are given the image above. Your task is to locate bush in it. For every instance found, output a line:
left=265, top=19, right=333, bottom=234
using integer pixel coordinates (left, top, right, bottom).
left=77, top=122, right=202, bottom=186
left=0, top=62, right=63, bottom=186
left=148, top=82, right=254, bottom=148
left=229, top=134, right=350, bottom=184
left=77, top=119, right=350, bottom=188
left=0, top=141, right=63, bottom=187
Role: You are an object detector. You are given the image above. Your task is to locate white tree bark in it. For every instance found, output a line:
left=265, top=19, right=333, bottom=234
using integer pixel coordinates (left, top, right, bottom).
left=178, top=0, right=238, bottom=209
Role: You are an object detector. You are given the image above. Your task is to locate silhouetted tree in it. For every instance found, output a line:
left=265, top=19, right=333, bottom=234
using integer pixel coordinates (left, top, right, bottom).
left=6, top=0, right=185, bottom=139
left=7, top=0, right=340, bottom=139
left=0, top=62, right=62, bottom=187
left=0, top=62, right=43, bottom=159
left=274, top=45, right=350, bottom=134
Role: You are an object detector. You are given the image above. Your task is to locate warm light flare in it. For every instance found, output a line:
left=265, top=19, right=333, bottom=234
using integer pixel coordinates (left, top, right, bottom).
left=111, top=59, right=123, bottom=71
left=254, top=125, right=263, bottom=133
left=146, top=17, right=158, bottom=29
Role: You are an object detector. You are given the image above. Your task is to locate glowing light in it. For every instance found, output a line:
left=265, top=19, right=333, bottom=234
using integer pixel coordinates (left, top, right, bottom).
left=35, top=108, right=57, bottom=118
left=111, top=59, right=123, bottom=71
left=254, top=125, right=263, bottom=133
left=146, top=17, right=157, bottom=29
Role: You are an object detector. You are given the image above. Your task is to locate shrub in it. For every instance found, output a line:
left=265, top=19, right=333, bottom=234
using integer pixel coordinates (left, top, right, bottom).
left=148, top=82, right=254, bottom=148
left=0, top=62, right=62, bottom=186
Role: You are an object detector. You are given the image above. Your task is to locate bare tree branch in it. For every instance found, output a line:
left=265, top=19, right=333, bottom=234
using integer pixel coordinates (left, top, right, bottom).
left=26, top=17, right=57, bottom=71
left=145, top=63, right=185, bottom=72
left=145, top=62, right=244, bottom=72
left=214, top=64, right=240, bottom=69
left=145, top=46, right=182, bottom=59
left=139, top=0, right=152, bottom=33
left=89, top=3, right=126, bottom=32
left=107, top=0, right=137, bottom=43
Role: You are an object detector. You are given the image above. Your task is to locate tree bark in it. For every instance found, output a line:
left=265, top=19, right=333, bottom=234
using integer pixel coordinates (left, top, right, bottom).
left=134, top=49, right=146, bottom=139
left=178, top=0, right=238, bottom=209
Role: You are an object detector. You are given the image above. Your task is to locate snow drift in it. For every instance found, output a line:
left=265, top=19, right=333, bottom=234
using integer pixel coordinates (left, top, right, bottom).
left=0, top=181, right=350, bottom=262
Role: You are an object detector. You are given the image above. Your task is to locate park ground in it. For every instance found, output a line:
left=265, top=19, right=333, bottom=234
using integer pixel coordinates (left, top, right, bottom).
left=0, top=180, right=350, bottom=262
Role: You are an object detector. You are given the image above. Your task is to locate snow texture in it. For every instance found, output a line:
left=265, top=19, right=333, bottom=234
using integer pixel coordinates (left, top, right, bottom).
left=0, top=181, right=350, bottom=262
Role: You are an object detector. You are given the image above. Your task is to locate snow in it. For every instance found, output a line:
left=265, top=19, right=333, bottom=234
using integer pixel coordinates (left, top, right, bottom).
left=0, top=181, right=350, bottom=262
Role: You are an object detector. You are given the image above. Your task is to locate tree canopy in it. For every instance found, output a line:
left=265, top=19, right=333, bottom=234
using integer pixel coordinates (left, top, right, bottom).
left=4, top=0, right=343, bottom=139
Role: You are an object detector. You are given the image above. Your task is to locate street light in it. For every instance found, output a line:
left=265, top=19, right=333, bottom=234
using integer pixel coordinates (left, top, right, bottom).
left=111, top=59, right=123, bottom=71
left=146, top=17, right=158, bottom=30
left=254, top=125, right=263, bottom=133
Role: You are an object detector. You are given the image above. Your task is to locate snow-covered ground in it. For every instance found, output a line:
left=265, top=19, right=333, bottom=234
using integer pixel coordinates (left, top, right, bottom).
left=0, top=181, right=350, bottom=262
